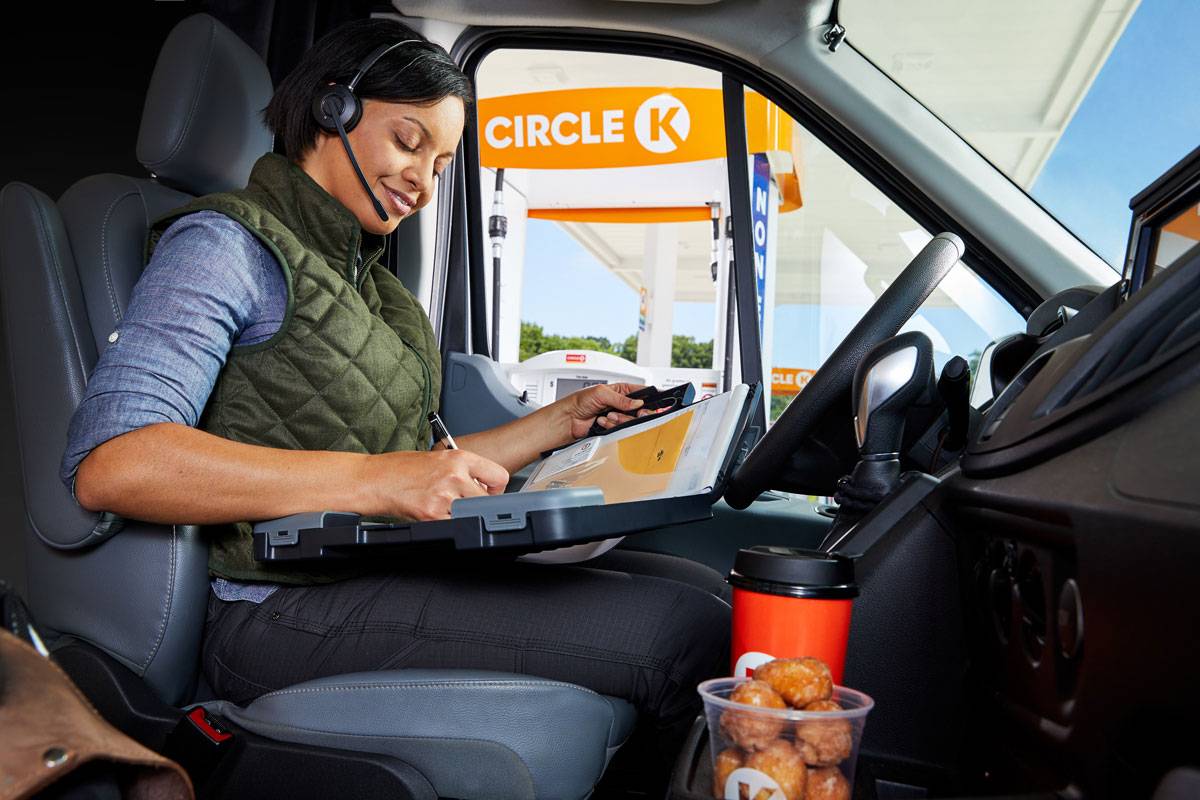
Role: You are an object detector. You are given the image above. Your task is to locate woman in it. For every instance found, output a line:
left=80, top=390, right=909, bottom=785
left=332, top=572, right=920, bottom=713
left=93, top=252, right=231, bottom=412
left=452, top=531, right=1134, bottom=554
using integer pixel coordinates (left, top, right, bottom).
left=61, top=17, right=729, bottom=776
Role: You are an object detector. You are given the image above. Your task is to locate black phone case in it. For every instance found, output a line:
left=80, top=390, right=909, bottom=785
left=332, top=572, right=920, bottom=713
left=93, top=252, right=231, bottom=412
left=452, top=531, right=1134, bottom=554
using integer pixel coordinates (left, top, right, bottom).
left=584, top=384, right=694, bottom=438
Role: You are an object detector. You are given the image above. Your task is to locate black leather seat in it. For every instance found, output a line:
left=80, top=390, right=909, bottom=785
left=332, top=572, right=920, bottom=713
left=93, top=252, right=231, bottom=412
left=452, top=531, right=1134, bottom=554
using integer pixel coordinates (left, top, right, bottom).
left=0, top=13, right=634, bottom=799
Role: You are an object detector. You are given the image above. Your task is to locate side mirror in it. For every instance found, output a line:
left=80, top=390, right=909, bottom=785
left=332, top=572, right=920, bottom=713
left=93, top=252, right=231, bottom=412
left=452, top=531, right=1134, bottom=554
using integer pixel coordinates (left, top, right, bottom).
left=852, top=331, right=934, bottom=457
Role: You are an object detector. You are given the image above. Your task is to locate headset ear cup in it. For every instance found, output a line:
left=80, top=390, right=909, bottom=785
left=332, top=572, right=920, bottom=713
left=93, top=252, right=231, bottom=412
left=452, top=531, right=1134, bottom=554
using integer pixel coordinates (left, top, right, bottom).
left=311, top=89, right=340, bottom=132
left=312, top=85, right=363, bottom=133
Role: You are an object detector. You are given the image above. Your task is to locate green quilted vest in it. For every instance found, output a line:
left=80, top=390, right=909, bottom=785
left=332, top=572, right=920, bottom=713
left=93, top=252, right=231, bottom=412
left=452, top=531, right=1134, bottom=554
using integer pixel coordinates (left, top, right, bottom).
left=146, top=153, right=442, bottom=583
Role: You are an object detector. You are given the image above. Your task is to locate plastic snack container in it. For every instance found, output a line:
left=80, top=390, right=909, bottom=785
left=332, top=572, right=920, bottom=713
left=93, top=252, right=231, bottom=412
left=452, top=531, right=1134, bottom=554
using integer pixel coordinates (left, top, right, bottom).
left=698, top=677, right=873, bottom=800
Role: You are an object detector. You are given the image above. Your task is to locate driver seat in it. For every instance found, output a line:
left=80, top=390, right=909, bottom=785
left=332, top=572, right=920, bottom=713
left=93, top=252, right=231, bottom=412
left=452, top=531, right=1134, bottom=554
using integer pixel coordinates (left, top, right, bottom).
left=0, top=13, right=634, bottom=799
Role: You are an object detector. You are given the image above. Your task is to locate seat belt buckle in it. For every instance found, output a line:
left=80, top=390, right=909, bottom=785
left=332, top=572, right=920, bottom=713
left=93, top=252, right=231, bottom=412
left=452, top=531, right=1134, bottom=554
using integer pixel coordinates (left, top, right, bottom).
left=165, top=707, right=235, bottom=779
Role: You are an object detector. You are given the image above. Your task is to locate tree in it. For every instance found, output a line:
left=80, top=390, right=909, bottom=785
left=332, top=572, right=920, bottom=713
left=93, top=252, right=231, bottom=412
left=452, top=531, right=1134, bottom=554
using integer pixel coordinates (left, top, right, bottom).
left=519, top=322, right=619, bottom=362
left=770, top=394, right=792, bottom=422
left=617, top=334, right=638, bottom=362
left=671, top=335, right=713, bottom=369
left=520, top=321, right=715, bottom=370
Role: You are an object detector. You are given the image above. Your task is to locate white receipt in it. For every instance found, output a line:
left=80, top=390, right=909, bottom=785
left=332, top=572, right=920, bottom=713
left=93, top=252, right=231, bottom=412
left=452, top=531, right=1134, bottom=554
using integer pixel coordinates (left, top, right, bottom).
left=535, top=437, right=599, bottom=480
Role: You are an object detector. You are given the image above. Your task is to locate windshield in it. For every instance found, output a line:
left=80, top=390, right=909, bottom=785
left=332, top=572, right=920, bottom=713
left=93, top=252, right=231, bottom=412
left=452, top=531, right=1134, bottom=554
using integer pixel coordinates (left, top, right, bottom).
left=841, top=0, right=1200, bottom=269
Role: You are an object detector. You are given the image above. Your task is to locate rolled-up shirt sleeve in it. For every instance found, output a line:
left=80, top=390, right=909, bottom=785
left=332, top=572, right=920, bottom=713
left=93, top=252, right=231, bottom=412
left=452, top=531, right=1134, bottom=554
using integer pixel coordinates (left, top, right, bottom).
left=60, top=210, right=285, bottom=496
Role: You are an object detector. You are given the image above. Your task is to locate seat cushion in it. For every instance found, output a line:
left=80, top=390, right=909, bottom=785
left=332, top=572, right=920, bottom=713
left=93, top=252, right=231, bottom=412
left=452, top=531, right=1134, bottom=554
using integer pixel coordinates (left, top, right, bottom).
left=201, top=669, right=637, bottom=800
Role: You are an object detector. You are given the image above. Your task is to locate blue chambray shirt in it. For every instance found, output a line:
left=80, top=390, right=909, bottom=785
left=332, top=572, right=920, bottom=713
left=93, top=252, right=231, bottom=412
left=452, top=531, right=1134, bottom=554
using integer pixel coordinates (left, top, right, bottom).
left=61, top=210, right=287, bottom=602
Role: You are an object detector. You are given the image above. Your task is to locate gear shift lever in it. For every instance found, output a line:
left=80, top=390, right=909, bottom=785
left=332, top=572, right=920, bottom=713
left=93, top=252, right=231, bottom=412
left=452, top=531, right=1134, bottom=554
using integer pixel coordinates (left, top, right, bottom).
left=853, top=331, right=935, bottom=459
left=828, top=332, right=934, bottom=538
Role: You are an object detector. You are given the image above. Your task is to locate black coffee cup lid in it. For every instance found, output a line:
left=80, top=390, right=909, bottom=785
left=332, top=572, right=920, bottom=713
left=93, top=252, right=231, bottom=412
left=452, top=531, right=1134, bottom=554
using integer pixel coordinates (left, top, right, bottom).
left=728, top=546, right=858, bottom=599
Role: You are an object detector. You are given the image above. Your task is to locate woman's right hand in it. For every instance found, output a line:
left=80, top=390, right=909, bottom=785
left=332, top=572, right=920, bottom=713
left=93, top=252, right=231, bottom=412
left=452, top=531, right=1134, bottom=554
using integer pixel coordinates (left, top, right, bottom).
left=360, top=449, right=509, bottom=520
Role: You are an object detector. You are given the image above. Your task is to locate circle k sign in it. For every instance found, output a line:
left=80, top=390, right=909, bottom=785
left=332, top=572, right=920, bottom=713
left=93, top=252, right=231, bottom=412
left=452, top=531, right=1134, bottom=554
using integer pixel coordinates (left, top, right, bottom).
left=478, top=87, right=726, bottom=170
left=634, top=93, right=691, bottom=154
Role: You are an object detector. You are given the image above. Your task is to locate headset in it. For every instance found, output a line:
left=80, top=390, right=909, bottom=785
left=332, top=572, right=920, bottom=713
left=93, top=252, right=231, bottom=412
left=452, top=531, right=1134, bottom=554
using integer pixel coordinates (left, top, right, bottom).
left=312, top=39, right=427, bottom=222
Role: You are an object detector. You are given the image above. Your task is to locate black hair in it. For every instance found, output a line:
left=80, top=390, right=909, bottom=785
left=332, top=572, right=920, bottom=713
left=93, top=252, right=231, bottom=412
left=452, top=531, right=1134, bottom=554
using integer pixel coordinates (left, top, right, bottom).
left=264, top=18, right=474, bottom=161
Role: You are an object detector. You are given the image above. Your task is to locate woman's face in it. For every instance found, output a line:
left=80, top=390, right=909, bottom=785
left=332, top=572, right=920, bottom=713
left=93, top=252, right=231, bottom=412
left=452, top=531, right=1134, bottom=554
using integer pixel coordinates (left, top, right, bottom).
left=302, top=94, right=465, bottom=235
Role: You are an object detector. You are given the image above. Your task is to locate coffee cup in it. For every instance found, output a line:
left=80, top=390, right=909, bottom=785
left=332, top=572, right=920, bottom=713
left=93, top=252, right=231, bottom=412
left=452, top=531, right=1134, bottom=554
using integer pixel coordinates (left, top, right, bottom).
left=727, top=547, right=858, bottom=682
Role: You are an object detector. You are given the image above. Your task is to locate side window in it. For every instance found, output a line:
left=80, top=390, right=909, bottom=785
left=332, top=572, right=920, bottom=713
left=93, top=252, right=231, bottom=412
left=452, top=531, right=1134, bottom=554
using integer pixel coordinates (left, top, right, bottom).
left=473, top=49, right=741, bottom=405
left=757, top=91, right=1025, bottom=419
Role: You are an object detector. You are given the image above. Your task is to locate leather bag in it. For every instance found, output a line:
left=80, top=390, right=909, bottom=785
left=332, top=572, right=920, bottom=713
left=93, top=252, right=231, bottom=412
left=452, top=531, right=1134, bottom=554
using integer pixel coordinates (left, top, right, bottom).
left=0, top=630, right=192, bottom=800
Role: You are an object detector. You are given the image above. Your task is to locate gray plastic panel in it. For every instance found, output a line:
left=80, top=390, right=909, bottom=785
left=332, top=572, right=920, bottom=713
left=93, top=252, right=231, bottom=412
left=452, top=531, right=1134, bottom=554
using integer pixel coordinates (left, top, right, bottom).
left=441, top=351, right=534, bottom=437
left=452, top=487, right=604, bottom=531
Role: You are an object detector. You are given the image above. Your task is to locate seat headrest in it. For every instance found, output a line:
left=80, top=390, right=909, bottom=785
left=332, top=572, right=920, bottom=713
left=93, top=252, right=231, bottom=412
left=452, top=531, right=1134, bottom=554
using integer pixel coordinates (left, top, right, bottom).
left=136, top=14, right=273, bottom=196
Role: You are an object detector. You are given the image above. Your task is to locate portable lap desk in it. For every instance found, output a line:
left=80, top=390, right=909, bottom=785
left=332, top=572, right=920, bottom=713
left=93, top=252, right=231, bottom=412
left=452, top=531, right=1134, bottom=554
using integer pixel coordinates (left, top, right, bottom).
left=252, top=490, right=718, bottom=561
left=252, top=385, right=761, bottom=563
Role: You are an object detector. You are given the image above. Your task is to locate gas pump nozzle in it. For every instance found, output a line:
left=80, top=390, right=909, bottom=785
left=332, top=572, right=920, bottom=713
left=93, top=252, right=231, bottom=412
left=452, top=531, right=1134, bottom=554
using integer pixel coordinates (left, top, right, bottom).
left=708, top=202, right=721, bottom=282
left=489, top=168, right=507, bottom=359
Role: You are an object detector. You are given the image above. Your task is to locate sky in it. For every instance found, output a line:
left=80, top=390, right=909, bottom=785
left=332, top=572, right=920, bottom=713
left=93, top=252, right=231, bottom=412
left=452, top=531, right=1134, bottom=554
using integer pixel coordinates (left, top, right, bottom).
left=1030, top=0, right=1200, bottom=267
left=517, top=0, right=1194, bottom=370
left=520, top=218, right=719, bottom=344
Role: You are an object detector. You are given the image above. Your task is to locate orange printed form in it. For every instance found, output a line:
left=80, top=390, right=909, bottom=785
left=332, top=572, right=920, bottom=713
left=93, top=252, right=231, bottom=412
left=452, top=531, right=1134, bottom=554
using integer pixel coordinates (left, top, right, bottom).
left=520, top=386, right=751, bottom=505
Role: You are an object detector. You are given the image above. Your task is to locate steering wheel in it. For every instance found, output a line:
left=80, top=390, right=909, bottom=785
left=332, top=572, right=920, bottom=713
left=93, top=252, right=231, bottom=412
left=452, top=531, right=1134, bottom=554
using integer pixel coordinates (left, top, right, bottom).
left=724, top=232, right=965, bottom=510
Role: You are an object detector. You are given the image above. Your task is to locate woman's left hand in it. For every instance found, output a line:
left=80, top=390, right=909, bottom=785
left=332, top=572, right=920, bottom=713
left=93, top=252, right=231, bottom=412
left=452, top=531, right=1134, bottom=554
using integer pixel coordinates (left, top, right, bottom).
left=562, top=383, right=655, bottom=440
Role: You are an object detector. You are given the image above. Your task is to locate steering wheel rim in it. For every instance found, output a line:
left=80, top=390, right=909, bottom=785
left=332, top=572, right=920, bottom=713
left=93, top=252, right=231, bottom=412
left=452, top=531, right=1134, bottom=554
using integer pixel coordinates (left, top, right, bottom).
left=724, top=232, right=965, bottom=509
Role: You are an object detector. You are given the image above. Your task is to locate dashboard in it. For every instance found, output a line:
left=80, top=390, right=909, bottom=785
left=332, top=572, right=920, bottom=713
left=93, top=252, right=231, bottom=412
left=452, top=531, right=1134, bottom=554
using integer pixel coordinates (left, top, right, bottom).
left=832, top=232, right=1200, bottom=797
left=944, top=242, right=1200, bottom=795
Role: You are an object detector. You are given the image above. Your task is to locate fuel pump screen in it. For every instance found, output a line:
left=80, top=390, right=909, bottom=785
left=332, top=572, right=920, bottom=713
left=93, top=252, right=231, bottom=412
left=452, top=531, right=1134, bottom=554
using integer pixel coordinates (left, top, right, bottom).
left=555, top=378, right=608, bottom=400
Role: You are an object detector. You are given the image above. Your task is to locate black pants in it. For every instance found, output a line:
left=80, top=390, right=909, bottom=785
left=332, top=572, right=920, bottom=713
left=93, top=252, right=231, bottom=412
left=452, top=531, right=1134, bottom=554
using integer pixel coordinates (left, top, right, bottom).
left=202, top=549, right=731, bottom=768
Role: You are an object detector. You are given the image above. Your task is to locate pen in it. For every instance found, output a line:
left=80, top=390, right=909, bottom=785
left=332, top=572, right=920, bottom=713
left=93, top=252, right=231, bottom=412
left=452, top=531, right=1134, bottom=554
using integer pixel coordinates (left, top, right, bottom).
left=428, top=411, right=458, bottom=450
left=429, top=412, right=489, bottom=493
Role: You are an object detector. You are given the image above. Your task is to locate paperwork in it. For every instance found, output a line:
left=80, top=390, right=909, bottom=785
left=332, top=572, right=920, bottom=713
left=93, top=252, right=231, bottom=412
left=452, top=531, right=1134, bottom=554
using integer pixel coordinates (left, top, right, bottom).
left=521, top=384, right=750, bottom=504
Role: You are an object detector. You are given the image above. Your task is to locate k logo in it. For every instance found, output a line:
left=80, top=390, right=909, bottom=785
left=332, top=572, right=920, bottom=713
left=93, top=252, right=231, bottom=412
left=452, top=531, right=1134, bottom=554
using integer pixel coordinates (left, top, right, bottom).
left=724, top=767, right=787, bottom=800
left=634, top=93, right=690, bottom=154
left=733, top=650, right=775, bottom=678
